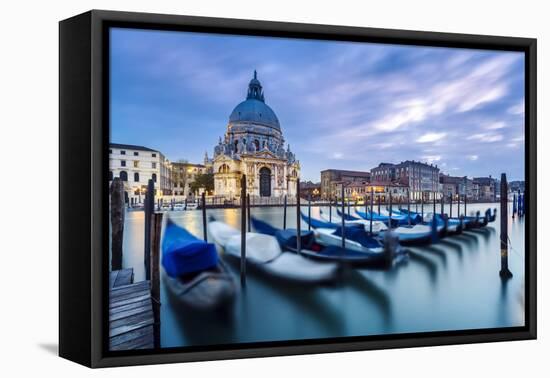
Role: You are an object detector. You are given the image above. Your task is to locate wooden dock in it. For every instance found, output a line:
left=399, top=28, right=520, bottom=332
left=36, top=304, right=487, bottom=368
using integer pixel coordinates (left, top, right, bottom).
left=109, top=268, right=155, bottom=351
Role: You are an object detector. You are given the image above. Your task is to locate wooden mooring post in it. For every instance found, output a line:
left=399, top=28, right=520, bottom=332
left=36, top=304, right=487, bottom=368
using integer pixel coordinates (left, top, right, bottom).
left=500, top=173, right=513, bottom=279
left=201, top=192, right=207, bottom=242
left=240, top=175, right=247, bottom=286
left=512, top=192, right=517, bottom=218
left=144, top=179, right=154, bottom=280
left=283, top=195, right=287, bottom=230
left=369, top=188, right=374, bottom=235
left=110, top=178, right=125, bottom=271
left=341, top=184, right=346, bottom=248
left=296, top=181, right=302, bottom=254
left=464, top=178, right=468, bottom=216
left=456, top=185, right=461, bottom=218
left=407, top=188, right=411, bottom=226
left=150, top=212, right=163, bottom=348
left=388, top=191, right=393, bottom=230
left=449, top=194, right=453, bottom=218
left=247, top=194, right=251, bottom=232
left=308, top=194, right=312, bottom=231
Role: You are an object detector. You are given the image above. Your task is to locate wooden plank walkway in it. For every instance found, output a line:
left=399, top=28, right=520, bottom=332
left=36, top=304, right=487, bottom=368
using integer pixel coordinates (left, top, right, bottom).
left=109, top=268, right=155, bottom=351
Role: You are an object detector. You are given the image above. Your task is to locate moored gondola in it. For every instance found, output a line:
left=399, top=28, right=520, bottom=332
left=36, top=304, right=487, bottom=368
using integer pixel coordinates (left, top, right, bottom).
left=161, top=218, right=236, bottom=311
left=208, top=217, right=340, bottom=284
left=252, top=217, right=406, bottom=269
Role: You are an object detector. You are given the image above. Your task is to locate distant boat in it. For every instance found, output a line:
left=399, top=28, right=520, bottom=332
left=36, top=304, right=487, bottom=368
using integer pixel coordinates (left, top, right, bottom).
left=318, top=208, right=388, bottom=234
left=300, top=211, right=386, bottom=252
left=208, top=217, right=340, bottom=284
left=252, top=217, right=406, bottom=269
left=186, top=202, right=198, bottom=210
left=161, top=218, right=236, bottom=311
left=353, top=208, right=421, bottom=227
left=302, top=211, right=434, bottom=246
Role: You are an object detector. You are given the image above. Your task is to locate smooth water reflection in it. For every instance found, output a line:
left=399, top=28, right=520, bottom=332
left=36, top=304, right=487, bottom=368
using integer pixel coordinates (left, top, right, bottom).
left=119, top=202, right=525, bottom=348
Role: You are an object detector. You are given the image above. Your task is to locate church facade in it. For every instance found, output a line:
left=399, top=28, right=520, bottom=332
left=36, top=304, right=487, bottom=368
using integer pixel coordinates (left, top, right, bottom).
left=208, top=71, right=300, bottom=200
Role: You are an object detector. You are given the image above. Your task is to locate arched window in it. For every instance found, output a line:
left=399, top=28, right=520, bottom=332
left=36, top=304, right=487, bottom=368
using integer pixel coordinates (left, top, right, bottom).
left=219, top=164, right=229, bottom=173
left=234, top=140, right=239, bottom=152
left=254, top=139, right=260, bottom=151
left=152, top=173, right=157, bottom=183
left=109, top=171, right=113, bottom=181
left=119, top=171, right=128, bottom=181
left=134, top=172, right=139, bottom=182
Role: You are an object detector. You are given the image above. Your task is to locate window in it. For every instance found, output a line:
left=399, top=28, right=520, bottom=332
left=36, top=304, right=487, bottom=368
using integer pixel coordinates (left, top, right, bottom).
left=133, top=161, right=139, bottom=168
left=219, top=164, right=230, bottom=174
left=152, top=173, right=157, bottom=183
left=121, top=150, right=126, bottom=155
left=134, top=172, right=139, bottom=182
left=152, top=162, right=157, bottom=169
left=109, top=149, right=112, bottom=154
left=152, top=153, right=157, bottom=157
left=134, top=151, right=139, bottom=156
left=109, top=171, right=113, bottom=181
left=119, top=171, right=128, bottom=181
left=121, top=160, right=126, bottom=167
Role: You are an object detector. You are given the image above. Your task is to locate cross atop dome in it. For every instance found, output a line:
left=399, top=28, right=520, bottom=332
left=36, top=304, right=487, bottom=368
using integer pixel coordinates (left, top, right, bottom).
left=247, top=70, right=265, bottom=102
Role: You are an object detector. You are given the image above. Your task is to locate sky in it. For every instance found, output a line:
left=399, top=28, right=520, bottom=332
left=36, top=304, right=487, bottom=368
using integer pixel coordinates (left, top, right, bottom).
left=110, top=28, right=526, bottom=182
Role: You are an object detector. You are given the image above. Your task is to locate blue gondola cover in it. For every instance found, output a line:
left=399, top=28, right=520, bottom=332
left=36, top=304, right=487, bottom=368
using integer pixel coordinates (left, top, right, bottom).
left=162, top=219, right=218, bottom=277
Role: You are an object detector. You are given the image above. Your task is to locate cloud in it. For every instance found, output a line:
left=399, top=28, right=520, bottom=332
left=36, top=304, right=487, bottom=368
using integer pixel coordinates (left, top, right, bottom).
left=468, top=155, right=479, bottom=161
left=417, top=132, right=446, bottom=143
left=467, top=133, right=504, bottom=143
left=508, top=100, right=525, bottom=115
left=485, top=121, right=507, bottom=130
left=423, top=155, right=442, bottom=163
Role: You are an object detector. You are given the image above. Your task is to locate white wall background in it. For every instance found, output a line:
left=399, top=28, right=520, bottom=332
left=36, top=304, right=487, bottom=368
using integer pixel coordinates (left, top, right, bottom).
left=0, top=0, right=546, bottom=375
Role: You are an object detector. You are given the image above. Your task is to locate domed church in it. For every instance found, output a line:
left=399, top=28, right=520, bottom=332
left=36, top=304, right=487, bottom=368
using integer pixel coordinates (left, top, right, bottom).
left=209, top=71, right=300, bottom=200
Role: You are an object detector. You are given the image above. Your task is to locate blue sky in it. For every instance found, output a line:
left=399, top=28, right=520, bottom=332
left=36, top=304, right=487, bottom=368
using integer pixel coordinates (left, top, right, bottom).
left=110, top=28, right=525, bottom=182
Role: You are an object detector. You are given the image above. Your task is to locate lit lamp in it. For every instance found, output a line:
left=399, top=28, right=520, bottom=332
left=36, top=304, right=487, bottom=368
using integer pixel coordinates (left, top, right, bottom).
left=313, top=188, right=319, bottom=199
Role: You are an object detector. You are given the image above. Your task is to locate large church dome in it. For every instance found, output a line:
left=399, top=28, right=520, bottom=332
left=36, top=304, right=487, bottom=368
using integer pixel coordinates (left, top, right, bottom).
left=228, top=71, right=280, bottom=131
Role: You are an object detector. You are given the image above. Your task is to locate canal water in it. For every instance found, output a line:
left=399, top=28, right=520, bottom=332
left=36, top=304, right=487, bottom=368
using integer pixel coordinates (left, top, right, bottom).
left=119, top=202, right=525, bottom=348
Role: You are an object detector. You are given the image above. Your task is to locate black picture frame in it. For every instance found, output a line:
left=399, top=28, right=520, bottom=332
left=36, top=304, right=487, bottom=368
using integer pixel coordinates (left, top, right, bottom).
left=59, top=9, right=537, bottom=368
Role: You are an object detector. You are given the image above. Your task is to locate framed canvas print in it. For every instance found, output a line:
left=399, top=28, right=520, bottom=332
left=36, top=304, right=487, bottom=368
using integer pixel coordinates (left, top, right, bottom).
left=59, top=10, right=537, bottom=368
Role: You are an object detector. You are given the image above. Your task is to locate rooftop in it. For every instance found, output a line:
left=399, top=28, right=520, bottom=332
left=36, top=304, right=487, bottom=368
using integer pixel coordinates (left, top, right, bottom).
left=321, top=169, right=371, bottom=176
left=110, top=143, right=158, bottom=153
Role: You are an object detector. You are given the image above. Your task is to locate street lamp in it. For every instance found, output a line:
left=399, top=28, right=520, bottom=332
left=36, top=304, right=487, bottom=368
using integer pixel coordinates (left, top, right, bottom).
left=312, top=188, right=319, bottom=200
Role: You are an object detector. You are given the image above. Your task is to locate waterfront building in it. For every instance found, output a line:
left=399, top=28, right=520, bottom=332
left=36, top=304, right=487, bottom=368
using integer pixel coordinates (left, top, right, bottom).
left=171, top=161, right=211, bottom=198
left=300, top=181, right=321, bottom=200
left=473, top=176, right=498, bottom=201
left=320, top=169, right=371, bottom=199
left=439, top=174, right=476, bottom=200
left=509, top=180, right=525, bottom=193
left=371, top=160, right=440, bottom=201
left=342, top=181, right=408, bottom=203
left=210, top=71, right=300, bottom=200
left=109, top=143, right=172, bottom=203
